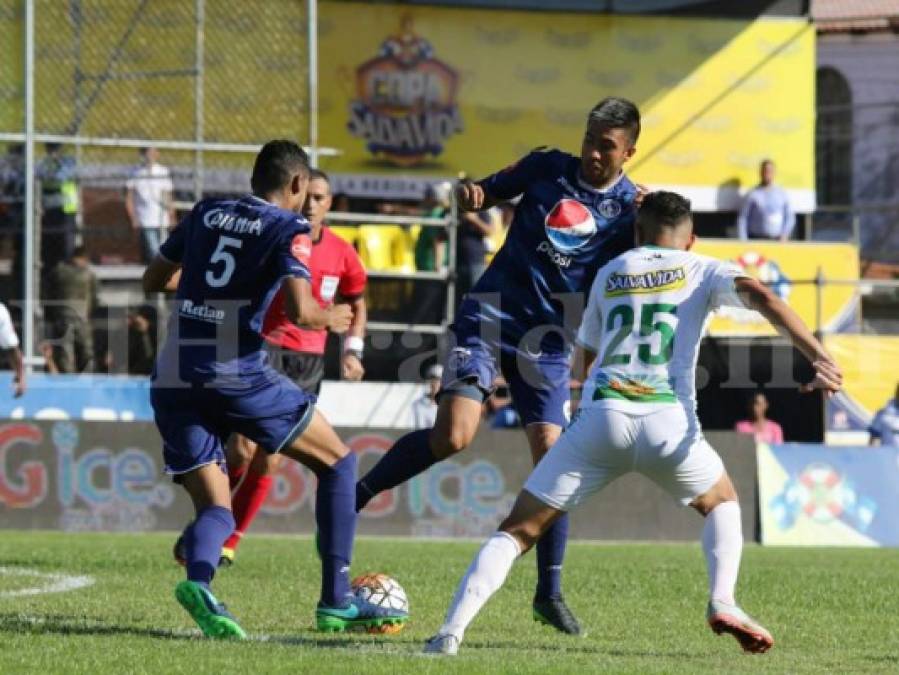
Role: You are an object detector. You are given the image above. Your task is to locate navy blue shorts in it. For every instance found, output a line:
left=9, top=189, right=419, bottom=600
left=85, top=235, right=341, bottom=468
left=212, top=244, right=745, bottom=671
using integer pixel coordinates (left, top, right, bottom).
left=440, top=324, right=571, bottom=428
left=151, top=368, right=315, bottom=479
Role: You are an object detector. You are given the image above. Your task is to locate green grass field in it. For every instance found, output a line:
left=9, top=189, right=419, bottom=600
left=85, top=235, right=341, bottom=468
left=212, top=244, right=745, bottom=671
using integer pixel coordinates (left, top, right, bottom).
left=0, top=531, right=896, bottom=674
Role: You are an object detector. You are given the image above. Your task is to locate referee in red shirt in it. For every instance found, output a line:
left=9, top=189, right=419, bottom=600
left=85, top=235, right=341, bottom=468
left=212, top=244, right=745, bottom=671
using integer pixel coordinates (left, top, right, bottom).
left=223, top=169, right=367, bottom=564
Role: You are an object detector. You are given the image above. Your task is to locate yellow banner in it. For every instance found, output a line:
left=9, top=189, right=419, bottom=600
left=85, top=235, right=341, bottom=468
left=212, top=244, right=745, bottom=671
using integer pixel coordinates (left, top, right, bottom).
left=319, top=2, right=815, bottom=209
left=824, top=335, right=899, bottom=418
left=691, top=240, right=859, bottom=337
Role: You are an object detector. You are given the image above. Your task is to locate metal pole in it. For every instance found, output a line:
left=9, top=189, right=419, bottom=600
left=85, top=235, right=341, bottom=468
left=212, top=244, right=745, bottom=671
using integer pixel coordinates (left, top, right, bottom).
left=193, top=0, right=205, bottom=201
left=851, top=213, right=860, bottom=247
left=814, top=265, right=824, bottom=337
left=72, top=0, right=84, bottom=243
left=22, top=0, right=36, bottom=373
left=307, top=0, right=319, bottom=166
left=445, top=186, right=458, bottom=327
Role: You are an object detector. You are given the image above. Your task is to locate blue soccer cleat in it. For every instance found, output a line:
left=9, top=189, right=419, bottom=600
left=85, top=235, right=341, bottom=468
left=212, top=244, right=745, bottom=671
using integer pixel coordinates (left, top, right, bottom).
left=315, top=596, right=408, bottom=633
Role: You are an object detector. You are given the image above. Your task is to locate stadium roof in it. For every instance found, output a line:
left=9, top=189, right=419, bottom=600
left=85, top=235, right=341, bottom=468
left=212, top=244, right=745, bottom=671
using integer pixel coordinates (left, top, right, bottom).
left=812, top=0, right=899, bottom=31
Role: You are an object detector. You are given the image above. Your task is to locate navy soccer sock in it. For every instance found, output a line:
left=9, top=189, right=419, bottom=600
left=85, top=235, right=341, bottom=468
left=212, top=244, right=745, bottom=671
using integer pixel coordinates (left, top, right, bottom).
left=316, top=452, right=358, bottom=608
left=355, top=429, right=437, bottom=512
left=535, top=513, right=569, bottom=601
left=184, top=505, right=235, bottom=589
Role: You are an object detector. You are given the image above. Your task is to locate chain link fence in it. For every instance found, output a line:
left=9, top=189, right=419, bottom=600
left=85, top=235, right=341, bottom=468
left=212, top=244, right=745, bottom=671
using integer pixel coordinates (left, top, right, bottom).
left=0, top=0, right=320, bottom=368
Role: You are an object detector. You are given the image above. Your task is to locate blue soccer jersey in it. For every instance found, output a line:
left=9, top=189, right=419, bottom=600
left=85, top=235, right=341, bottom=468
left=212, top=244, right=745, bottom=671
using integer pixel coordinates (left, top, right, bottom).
left=457, top=148, right=637, bottom=355
left=155, top=195, right=312, bottom=383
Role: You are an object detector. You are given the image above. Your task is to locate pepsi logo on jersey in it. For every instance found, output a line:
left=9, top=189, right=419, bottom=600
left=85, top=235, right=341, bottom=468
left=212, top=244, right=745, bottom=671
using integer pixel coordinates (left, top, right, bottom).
left=544, top=199, right=596, bottom=254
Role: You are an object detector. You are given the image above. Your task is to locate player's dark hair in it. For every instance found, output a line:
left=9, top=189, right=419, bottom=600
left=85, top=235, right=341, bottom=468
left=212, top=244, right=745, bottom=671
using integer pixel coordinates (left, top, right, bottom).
left=636, top=191, right=692, bottom=238
left=308, top=168, right=330, bottom=184
left=251, top=140, right=310, bottom=195
left=587, top=97, right=641, bottom=144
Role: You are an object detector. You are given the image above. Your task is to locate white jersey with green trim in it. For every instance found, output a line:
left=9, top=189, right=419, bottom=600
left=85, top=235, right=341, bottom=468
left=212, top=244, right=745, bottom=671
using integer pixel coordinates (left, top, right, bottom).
left=577, top=245, right=748, bottom=412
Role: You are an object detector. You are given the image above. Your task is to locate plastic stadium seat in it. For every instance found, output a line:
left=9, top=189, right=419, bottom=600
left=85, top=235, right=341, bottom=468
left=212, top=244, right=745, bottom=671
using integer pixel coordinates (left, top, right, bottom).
left=328, top=226, right=358, bottom=246
left=357, top=225, right=398, bottom=271
left=392, top=225, right=419, bottom=273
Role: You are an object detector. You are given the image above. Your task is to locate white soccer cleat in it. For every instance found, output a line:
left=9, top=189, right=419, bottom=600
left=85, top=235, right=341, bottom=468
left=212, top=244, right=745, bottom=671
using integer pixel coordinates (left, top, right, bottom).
left=423, top=633, right=460, bottom=656
left=707, top=600, right=774, bottom=654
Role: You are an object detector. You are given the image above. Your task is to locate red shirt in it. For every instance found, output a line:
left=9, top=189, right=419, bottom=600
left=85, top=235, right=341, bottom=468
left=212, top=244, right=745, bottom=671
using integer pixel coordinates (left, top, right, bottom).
left=262, top=226, right=367, bottom=354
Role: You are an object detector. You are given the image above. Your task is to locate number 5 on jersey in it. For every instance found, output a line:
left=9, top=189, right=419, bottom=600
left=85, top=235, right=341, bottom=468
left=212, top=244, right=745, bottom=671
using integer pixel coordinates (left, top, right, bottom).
left=601, top=303, right=678, bottom=366
left=206, top=235, right=243, bottom=288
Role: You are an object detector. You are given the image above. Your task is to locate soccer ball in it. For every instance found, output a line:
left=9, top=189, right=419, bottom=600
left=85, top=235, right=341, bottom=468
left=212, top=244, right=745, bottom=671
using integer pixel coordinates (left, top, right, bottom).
left=351, top=573, right=409, bottom=634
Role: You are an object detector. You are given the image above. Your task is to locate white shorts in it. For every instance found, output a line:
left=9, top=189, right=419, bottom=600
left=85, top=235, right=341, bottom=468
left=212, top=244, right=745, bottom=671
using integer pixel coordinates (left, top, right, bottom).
left=524, top=403, right=725, bottom=509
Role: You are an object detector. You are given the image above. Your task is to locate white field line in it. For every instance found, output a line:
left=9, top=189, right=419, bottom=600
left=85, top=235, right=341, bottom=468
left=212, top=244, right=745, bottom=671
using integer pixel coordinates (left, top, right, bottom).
left=0, top=567, right=95, bottom=598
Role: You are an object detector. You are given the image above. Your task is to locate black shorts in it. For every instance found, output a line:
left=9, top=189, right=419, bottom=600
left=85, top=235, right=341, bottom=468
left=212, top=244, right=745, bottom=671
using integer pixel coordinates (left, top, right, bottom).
left=265, top=346, right=325, bottom=396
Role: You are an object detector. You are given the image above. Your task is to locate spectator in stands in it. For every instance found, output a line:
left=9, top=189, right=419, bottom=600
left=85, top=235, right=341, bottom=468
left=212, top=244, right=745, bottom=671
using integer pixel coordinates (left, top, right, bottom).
left=736, top=159, right=795, bottom=241
left=332, top=193, right=351, bottom=214
left=457, top=205, right=496, bottom=298
left=869, top=383, right=899, bottom=446
left=734, top=392, right=784, bottom=444
left=415, top=181, right=451, bottom=273
left=411, top=364, right=443, bottom=430
left=43, top=245, right=98, bottom=373
left=126, top=146, right=175, bottom=263
left=39, top=340, right=58, bottom=374
left=0, top=144, right=25, bottom=296
left=0, top=300, right=25, bottom=397
left=127, top=306, right=157, bottom=376
left=36, top=142, right=78, bottom=273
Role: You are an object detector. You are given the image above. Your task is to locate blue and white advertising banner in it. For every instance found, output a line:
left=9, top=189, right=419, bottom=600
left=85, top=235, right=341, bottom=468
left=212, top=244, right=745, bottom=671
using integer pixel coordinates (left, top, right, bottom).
left=0, top=374, right=153, bottom=422
left=758, top=443, right=899, bottom=547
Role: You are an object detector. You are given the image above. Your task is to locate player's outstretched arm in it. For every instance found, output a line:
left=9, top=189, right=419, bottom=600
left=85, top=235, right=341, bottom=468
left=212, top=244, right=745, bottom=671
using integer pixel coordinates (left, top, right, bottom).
left=281, top=277, right=352, bottom=333
left=735, top=276, right=842, bottom=396
left=142, top=255, right=182, bottom=293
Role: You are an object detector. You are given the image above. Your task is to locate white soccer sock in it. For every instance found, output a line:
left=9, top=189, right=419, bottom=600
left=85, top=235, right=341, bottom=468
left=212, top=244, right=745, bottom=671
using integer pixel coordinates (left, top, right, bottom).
left=701, top=500, right=743, bottom=606
left=439, top=531, right=522, bottom=640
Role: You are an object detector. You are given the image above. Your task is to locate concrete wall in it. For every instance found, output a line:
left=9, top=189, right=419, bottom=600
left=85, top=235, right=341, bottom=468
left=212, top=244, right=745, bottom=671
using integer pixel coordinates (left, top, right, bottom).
left=0, top=420, right=757, bottom=541
left=818, top=32, right=899, bottom=260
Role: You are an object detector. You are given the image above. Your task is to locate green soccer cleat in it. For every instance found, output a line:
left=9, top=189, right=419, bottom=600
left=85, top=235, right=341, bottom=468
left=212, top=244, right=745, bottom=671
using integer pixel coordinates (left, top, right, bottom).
left=707, top=600, right=774, bottom=654
left=175, top=580, right=247, bottom=640
left=315, top=597, right=408, bottom=633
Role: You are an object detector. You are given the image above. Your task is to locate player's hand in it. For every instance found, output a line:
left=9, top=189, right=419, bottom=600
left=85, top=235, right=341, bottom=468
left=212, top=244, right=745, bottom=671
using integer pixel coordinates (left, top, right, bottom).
left=326, top=303, right=353, bottom=334
left=13, top=376, right=25, bottom=398
left=799, top=359, right=842, bottom=398
left=341, top=352, right=365, bottom=381
left=634, top=183, right=650, bottom=208
left=456, top=180, right=485, bottom=211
